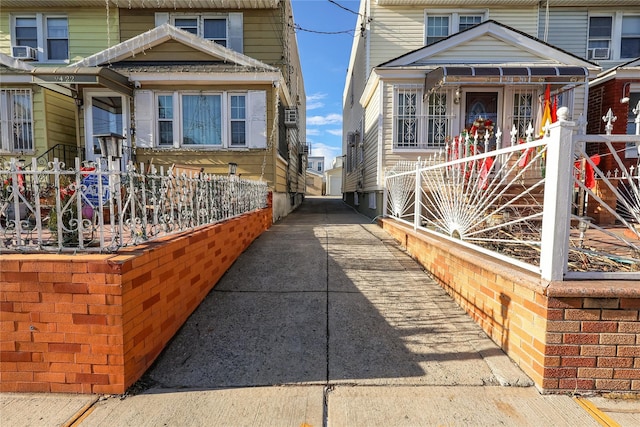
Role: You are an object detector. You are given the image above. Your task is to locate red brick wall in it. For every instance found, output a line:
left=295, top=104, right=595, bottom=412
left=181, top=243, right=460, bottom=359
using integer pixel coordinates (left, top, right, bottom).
left=380, top=218, right=640, bottom=393
left=0, top=203, right=272, bottom=394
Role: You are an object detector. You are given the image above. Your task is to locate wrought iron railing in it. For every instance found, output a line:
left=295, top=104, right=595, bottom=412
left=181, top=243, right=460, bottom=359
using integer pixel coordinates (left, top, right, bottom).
left=1, top=157, right=268, bottom=253
left=384, top=111, right=640, bottom=280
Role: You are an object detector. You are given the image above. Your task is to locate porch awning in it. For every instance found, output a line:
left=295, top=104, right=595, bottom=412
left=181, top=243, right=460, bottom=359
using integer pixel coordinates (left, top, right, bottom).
left=424, top=66, right=589, bottom=95
left=31, top=67, right=133, bottom=97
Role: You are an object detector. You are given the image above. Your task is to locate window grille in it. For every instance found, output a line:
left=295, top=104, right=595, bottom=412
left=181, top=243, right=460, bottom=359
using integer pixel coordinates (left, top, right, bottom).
left=512, top=88, right=536, bottom=140
left=395, top=86, right=420, bottom=148
left=1, top=89, right=33, bottom=152
left=426, top=91, right=448, bottom=148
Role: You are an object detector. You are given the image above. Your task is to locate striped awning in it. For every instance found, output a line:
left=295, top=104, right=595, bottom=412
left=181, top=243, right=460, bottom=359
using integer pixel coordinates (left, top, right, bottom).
left=424, top=66, right=589, bottom=95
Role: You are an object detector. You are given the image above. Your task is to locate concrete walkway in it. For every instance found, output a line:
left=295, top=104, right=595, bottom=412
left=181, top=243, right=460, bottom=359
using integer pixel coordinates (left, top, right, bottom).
left=1, top=197, right=638, bottom=426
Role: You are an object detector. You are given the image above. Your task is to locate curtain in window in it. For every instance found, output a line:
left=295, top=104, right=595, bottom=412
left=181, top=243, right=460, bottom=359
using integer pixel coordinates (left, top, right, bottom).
left=46, top=17, right=68, bottom=60
left=182, top=94, right=221, bottom=145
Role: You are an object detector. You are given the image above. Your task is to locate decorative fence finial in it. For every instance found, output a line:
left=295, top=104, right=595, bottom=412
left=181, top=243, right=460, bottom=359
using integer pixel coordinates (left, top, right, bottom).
left=602, top=108, right=617, bottom=135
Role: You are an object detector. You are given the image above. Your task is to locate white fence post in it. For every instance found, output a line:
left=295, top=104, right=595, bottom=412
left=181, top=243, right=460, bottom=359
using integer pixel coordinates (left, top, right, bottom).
left=414, top=160, right=421, bottom=230
left=539, top=113, right=575, bottom=281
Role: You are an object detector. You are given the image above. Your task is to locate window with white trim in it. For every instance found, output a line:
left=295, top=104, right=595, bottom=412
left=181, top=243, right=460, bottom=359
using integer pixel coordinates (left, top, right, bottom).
left=136, top=90, right=264, bottom=149
left=588, top=14, right=640, bottom=60
left=174, top=15, right=228, bottom=46
left=0, top=89, right=34, bottom=153
left=425, top=11, right=485, bottom=45
left=11, top=14, right=68, bottom=62
left=154, top=12, right=244, bottom=53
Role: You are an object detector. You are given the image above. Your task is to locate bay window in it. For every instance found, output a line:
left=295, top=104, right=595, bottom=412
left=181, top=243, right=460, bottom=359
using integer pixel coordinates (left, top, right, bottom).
left=135, top=90, right=264, bottom=149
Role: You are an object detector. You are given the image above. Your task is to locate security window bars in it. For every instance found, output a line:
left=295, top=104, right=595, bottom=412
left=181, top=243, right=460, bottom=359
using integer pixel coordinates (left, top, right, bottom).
left=395, top=86, right=420, bottom=148
left=427, top=92, right=448, bottom=148
left=512, top=89, right=536, bottom=139
left=0, top=89, right=33, bottom=152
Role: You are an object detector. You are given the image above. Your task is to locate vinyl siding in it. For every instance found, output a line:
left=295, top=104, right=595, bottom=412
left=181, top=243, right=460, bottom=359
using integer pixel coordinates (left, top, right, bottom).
left=363, top=84, right=380, bottom=191
left=488, top=8, right=538, bottom=37
left=538, top=8, right=588, bottom=59
left=120, top=40, right=218, bottom=62
left=422, top=34, right=556, bottom=64
left=368, top=6, right=425, bottom=69
left=43, top=90, right=76, bottom=149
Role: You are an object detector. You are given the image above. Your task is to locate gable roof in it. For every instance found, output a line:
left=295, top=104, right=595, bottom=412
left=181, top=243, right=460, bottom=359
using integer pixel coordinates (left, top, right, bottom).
left=380, top=20, right=597, bottom=70
left=71, top=23, right=277, bottom=71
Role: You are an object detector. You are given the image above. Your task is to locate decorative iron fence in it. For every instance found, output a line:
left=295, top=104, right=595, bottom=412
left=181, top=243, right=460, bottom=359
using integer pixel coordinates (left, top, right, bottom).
left=384, top=110, right=640, bottom=280
left=1, top=157, right=268, bottom=253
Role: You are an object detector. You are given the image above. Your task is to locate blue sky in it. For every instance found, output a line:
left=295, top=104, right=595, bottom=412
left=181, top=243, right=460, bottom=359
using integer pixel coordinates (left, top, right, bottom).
left=291, top=0, right=360, bottom=169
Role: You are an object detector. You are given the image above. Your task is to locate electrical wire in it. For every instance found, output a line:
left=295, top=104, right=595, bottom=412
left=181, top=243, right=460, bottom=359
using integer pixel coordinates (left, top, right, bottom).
left=290, top=23, right=355, bottom=36
left=327, top=0, right=361, bottom=16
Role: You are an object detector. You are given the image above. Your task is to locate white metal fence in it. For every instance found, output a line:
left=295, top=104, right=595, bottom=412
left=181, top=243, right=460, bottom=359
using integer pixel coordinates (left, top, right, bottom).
left=1, top=157, right=268, bottom=253
left=384, top=112, right=640, bottom=281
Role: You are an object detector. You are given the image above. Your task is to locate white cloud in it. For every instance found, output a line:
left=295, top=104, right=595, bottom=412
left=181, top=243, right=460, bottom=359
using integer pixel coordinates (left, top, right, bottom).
left=306, top=128, right=321, bottom=136
left=307, top=113, right=342, bottom=126
left=306, top=93, right=327, bottom=110
left=326, top=129, right=343, bottom=136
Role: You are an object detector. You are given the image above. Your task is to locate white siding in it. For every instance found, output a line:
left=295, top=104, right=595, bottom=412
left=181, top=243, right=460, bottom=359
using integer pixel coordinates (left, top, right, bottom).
left=488, top=8, right=538, bottom=37
left=363, top=84, right=381, bottom=191
left=369, top=6, right=425, bottom=69
left=421, top=34, right=556, bottom=64
left=539, top=9, right=589, bottom=59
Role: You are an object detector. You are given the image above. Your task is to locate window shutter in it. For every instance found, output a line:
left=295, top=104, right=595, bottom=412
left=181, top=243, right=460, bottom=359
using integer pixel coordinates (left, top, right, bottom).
left=228, top=13, right=243, bottom=53
left=155, top=12, right=169, bottom=27
left=134, top=90, right=154, bottom=148
left=247, top=90, right=266, bottom=149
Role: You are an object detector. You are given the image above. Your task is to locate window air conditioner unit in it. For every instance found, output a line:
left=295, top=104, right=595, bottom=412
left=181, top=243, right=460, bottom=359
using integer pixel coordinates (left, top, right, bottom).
left=347, top=131, right=360, bottom=146
left=284, top=108, right=298, bottom=127
left=11, top=46, right=37, bottom=61
left=590, top=48, right=610, bottom=60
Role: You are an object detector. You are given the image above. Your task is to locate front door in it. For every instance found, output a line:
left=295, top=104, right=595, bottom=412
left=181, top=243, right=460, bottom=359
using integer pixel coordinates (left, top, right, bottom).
left=84, top=91, right=129, bottom=166
left=463, top=90, right=501, bottom=131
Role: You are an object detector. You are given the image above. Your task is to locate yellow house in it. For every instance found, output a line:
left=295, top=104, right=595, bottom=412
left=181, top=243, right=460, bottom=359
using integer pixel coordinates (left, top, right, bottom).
left=0, top=0, right=306, bottom=219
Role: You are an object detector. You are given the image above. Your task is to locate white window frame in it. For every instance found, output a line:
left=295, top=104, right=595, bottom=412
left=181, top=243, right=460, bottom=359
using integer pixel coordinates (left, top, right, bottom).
left=138, top=90, right=263, bottom=150
left=10, top=14, right=68, bottom=63
left=228, top=93, right=247, bottom=147
left=424, top=10, right=487, bottom=45
left=172, top=13, right=229, bottom=46
left=588, top=12, right=640, bottom=61
left=0, top=89, right=34, bottom=153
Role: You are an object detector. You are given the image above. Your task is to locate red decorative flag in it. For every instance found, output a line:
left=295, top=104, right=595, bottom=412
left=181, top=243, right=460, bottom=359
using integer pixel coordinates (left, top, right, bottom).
left=551, top=95, right=558, bottom=123
left=539, top=84, right=551, bottom=137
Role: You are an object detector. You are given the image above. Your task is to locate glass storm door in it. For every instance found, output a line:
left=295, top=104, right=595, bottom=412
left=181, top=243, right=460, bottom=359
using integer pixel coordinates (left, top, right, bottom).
left=85, top=92, right=129, bottom=165
left=463, top=91, right=499, bottom=129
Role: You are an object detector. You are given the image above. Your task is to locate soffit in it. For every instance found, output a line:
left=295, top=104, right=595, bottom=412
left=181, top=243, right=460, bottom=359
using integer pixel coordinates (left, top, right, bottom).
left=377, top=0, right=640, bottom=6
left=1, top=0, right=279, bottom=8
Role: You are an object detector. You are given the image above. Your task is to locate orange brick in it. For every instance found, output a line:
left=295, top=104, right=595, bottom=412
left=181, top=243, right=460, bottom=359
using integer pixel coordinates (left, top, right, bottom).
left=546, top=345, right=580, bottom=356
left=613, top=369, right=640, bottom=379
left=43, top=352, right=75, bottom=363
left=0, top=371, right=33, bottom=382
left=48, top=343, right=82, bottom=353
left=565, top=309, right=601, bottom=321
left=38, top=272, right=73, bottom=283
left=34, top=372, right=66, bottom=383
left=547, top=321, right=581, bottom=333
left=564, top=333, right=599, bottom=345
left=15, top=382, right=50, bottom=393
left=559, top=378, right=595, bottom=390
left=578, top=367, right=614, bottom=378
left=561, top=356, right=596, bottom=367
left=595, top=379, right=631, bottom=391
left=602, top=310, right=638, bottom=321
left=76, top=372, right=110, bottom=385
left=618, top=346, right=640, bottom=357
left=600, top=334, right=636, bottom=345
left=50, top=383, right=82, bottom=393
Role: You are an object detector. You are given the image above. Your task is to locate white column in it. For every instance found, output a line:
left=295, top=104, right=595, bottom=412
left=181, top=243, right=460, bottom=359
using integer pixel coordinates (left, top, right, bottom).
left=539, top=113, right=575, bottom=281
